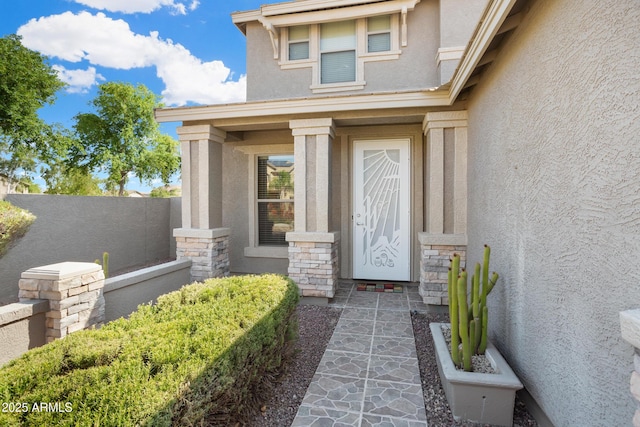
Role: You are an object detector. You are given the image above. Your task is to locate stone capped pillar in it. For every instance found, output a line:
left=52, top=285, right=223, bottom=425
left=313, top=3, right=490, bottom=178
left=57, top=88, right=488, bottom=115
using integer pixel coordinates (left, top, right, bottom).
left=287, top=119, right=339, bottom=298
left=420, top=111, right=468, bottom=305
left=18, top=262, right=105, bottom=343
left=175, top=124, right=230, bottom=282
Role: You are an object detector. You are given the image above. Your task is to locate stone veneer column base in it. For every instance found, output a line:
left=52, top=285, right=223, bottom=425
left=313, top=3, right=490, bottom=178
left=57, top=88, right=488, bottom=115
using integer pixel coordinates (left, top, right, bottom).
left=19, top=262, right=105, bottom=343
left=286, top=232, right=340, bottom=298
left=174, top=228, right=230, bottom=283
left=418, top=233, right=467, bottom=305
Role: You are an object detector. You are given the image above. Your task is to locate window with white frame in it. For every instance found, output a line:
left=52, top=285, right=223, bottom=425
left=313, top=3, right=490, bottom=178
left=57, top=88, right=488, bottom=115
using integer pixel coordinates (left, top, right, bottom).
left=257, top=155, right=295, bottom=246
left=367, top=15, right=391, bottom=53
left=320, top=20, right=357, bottom=84
left=288, top=25, right=310, bottom=60
left=277, top=14, right=401, bottom=93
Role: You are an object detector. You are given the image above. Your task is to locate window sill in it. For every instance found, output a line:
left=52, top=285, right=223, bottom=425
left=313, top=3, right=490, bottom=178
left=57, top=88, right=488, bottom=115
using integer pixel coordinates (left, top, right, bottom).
left=361, top=50, right=401, bottom=61
left=244, top=246, right=289, bottom=259
left=310, top=80, right=366, bottom=94
left=279, top=58, right=315, bottom=69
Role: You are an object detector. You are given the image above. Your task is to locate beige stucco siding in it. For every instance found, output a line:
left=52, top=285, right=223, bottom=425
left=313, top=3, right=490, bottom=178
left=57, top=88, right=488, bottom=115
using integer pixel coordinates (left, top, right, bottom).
left=245, top=1, right=439, bottom=101
left=466, top=1, right=640, bottom=426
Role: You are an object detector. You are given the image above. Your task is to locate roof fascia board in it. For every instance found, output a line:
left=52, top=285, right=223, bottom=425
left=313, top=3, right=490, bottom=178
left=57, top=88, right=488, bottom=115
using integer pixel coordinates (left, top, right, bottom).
left=448, top=0, right=517, bottom=103
left=262, top=0, right=395, bottom=16
left=155, top=90, right=449, bottom=123
left=233, top=0, right=420, bottom=27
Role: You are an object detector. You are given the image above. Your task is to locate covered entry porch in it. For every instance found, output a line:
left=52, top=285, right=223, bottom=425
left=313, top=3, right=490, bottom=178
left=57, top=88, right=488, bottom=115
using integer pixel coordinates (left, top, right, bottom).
left=156, top=93, right=469, bottom=304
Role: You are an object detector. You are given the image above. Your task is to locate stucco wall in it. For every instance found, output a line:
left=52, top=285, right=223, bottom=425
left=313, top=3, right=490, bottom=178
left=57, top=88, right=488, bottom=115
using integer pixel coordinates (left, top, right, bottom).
left=245, top=0, right=439, bottom=101
left=0, top=195, right=181, bottom=305
left=0, top=300, right=47, bottom=367
left=223, top=131, right=292, bottom=274
left=104, top=259, right=191, bottom=322
left=466, top=2, right=640, bottom=426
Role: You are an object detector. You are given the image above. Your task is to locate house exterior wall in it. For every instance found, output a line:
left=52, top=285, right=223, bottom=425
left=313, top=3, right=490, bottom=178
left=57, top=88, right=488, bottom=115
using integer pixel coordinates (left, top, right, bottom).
left=466, top=1, right=640, bottom=426
left=245, top=1, right=440, bottom=101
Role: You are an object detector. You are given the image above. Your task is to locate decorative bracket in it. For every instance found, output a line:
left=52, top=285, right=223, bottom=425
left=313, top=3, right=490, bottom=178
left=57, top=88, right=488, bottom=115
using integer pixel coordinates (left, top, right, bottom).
left=401, top=6, right=408, bottom=47
left=261, top=20, right=280, bottom=60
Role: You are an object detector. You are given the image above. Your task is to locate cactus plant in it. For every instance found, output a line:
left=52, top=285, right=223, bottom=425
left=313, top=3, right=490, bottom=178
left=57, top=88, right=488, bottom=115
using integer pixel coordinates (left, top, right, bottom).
left=447, top=245, right=499, bottom=371
left=95, top=252, right=110, bottom=278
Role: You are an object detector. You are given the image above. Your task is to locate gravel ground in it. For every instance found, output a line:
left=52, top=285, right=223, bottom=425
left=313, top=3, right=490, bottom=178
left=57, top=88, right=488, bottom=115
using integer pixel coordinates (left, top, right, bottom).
left=240, top=304, right=538, bottom=427
left=242, top=304, right=342, bottom=427
left=411, top=311, right=539, bottom=427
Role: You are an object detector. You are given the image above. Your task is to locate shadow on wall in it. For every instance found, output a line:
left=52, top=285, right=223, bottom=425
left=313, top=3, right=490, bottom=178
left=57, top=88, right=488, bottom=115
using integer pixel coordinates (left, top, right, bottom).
left=0, top=195, right=182, bottom=306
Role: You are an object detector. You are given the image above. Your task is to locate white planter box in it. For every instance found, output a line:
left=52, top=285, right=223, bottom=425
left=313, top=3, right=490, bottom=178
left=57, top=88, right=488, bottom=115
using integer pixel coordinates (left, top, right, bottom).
left=430, top=322, right=523, bottom=427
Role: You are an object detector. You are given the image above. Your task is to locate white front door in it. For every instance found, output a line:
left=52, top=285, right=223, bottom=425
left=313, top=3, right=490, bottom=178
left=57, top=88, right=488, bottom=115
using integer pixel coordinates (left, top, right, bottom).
left=353, top=139, right=410, bottom=281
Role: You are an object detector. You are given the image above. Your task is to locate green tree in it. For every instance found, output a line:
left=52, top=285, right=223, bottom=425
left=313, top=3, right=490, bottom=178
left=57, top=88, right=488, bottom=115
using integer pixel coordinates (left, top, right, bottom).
left=71, top=82, right=180, bottom=196
left=43, top=163, right=103, bottom=196
left=0, top=34, right=65, bottom=187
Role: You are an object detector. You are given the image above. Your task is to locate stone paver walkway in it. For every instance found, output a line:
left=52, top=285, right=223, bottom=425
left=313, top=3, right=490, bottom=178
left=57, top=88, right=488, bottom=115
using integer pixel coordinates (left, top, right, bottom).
left=291, top=282, right=429, bottom=427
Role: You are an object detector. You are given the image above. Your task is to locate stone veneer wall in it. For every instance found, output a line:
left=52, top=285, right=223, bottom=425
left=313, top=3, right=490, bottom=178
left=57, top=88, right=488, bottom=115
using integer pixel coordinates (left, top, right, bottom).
left=288, top=240, right=339, bottom=298
left=18, top=262, right=105, bottom=343
left=420, top=244, right=466, bottom=305
left=175, top=232, right=229, bottom=283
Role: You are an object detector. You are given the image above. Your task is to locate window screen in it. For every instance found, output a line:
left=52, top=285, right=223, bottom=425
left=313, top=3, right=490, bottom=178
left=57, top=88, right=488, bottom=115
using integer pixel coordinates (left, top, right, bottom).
left=257, top=155, right=294, bottom=246
left=288, top=25, right=309, bottom=60
left=320, top=20, right=356, bottom=84
left=367, top=15, right=391, bottom=53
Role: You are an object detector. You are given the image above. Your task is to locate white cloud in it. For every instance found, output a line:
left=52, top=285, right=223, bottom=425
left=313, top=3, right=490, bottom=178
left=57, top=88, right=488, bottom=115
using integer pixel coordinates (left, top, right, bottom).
left=52, top=65, right=105, bottom=93
left=72, top=0, right=199, bottom=15
left=17, top=12, right=246, bottom=106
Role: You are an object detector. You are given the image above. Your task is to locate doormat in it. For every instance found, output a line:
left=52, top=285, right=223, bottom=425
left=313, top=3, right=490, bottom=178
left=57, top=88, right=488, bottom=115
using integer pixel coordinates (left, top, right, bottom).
left=356, top=283, right=403, bottom=293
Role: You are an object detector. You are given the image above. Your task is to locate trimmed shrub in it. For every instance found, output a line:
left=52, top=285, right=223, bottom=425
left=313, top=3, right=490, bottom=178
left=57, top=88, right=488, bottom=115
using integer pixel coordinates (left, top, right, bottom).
left=0, top=200, right=35, bottom=258
left=0, top=274, right=299, bottom=426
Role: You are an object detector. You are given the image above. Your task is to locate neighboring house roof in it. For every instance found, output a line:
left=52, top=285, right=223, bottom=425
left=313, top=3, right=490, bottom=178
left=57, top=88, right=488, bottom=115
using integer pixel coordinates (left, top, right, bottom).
left=156, top=0, right=525, bottom=131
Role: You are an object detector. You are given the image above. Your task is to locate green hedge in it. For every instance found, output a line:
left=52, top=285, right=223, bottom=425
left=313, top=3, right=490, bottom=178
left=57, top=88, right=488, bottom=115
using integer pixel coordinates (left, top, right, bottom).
left=0, top=274, right=299, bottom=426
left=0, top=200, right=35, bottom=258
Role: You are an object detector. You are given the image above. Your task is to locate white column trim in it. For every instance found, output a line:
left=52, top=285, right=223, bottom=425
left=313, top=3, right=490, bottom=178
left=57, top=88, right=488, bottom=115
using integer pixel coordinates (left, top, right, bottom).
left=428, top=127, right=444, bottom=234
left=180, top=141, right=192, bottom=229
left=454, top=126, right=468, bottom=234
left=294, top=135, right=307, bottom=232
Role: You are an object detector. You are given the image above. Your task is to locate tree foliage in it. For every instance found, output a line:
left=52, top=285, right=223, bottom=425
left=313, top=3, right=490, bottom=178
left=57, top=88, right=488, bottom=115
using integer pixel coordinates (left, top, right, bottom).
left=0, top=34, right=64, bottom=140
left=0, top=34, right=65, bottom=187
left=71, top=82, right=180, bottom=196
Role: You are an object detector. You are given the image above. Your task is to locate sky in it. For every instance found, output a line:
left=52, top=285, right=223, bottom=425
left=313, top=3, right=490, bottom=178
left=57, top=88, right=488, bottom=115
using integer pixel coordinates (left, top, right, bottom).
left=0, top=0, right=267, bottom=192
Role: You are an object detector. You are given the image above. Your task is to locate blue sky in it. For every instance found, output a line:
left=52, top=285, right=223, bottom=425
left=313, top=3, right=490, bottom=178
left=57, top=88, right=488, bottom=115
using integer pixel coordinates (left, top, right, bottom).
left=0, top=0, right=267, bottom=192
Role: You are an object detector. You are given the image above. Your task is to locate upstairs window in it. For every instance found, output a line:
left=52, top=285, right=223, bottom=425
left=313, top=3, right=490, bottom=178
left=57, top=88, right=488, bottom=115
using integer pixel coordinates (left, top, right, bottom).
left=320, top=20, right=356, bottom=84
left=288, top=25, right=310, bottom=60
left=257, top=155, right=295, bottom=246
left=367, top=15, right=391, bottom=53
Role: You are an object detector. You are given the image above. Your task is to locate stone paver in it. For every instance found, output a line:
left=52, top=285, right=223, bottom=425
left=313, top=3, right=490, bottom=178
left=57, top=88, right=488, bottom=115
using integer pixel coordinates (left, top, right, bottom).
left=291, top=282, right=429, bottom=427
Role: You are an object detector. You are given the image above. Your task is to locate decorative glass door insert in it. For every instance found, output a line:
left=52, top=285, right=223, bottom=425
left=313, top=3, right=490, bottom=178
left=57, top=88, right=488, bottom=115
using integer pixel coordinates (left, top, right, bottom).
left=353, top=139, right=410, bottom=280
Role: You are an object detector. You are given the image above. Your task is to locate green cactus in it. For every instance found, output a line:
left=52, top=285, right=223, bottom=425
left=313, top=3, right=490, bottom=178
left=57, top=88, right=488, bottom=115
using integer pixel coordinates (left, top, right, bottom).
left=447, top=245, right=499, bottom=371
left=102, top=252, right=109, bottom=278
left=448, top=254, right=461, bottom=366
left=457, top=271, right=472, bottom=372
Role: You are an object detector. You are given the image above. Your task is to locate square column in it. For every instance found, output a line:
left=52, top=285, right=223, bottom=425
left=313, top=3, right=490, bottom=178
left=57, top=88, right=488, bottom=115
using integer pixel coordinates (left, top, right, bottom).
left=176, top=125, right=230, bottom=282
left=174, top=228, right=230, bottom=283
left=287, top=232, right=340, bottom=298
left=420, top=111, right=468, bottom=305
left=18, top=262, right=105, bottom=343
left=287, top=119, right=339, bottom=298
